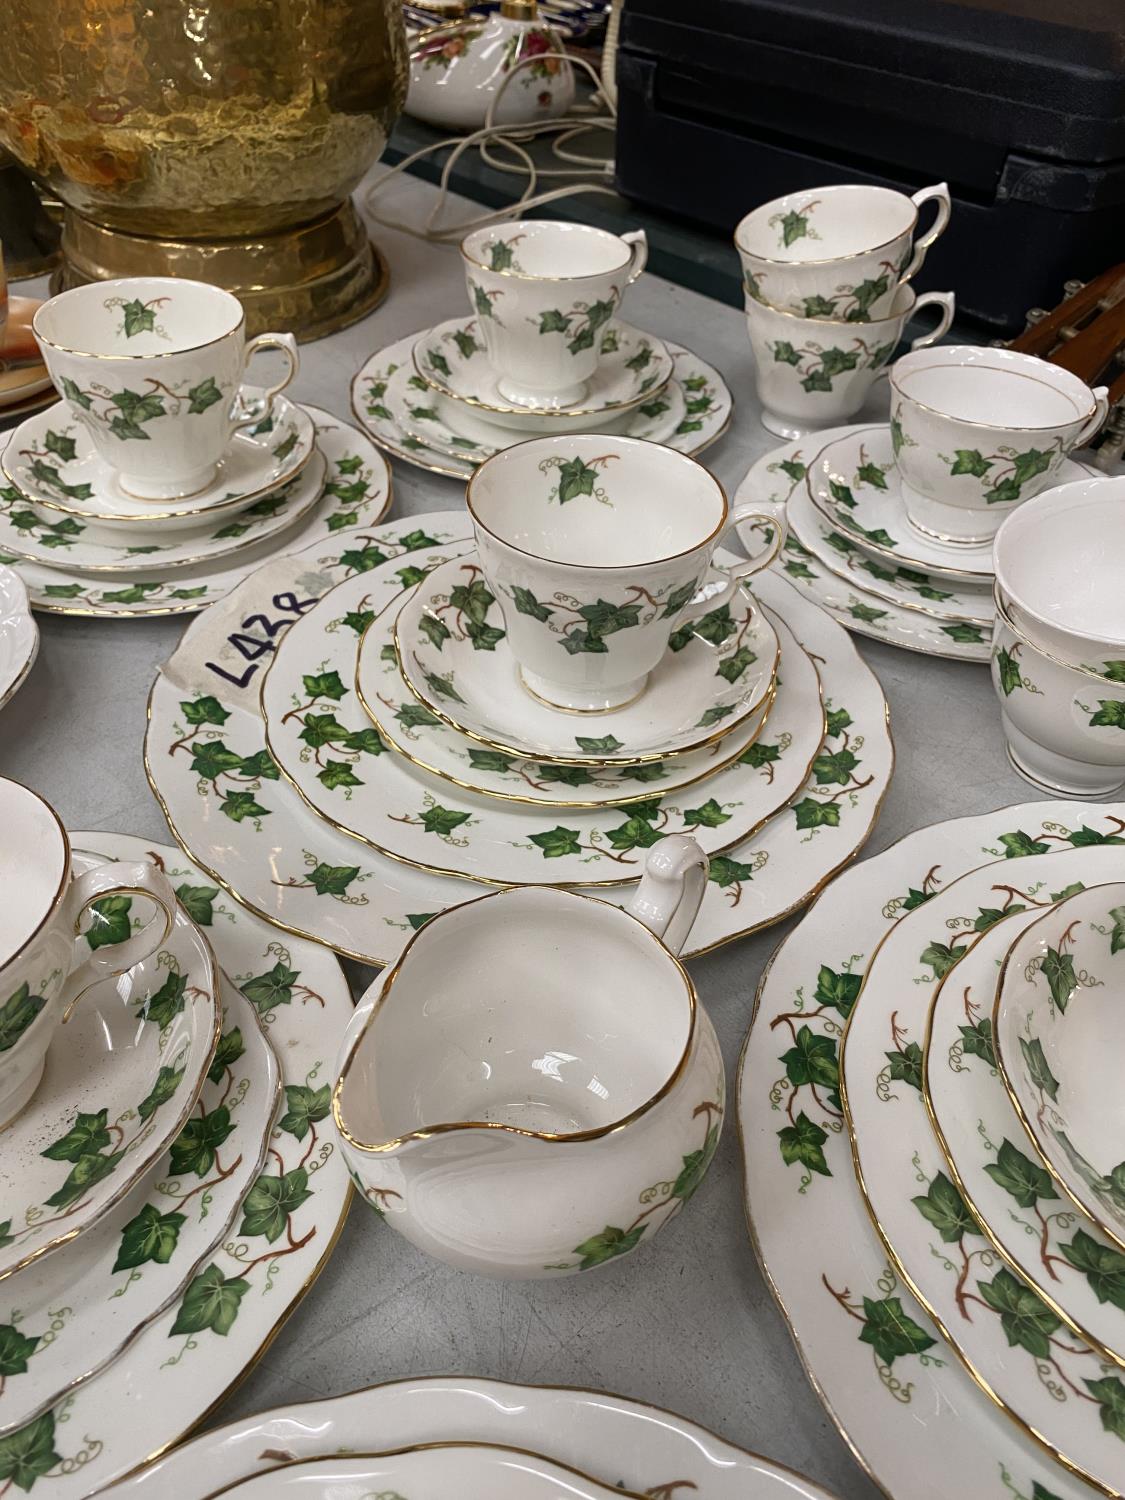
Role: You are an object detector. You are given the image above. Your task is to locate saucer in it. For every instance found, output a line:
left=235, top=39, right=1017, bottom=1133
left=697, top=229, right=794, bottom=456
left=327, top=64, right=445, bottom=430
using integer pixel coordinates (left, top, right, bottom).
left=352, top=334, right=733, bottom=480
left=412, top=317, right=674, bottom=430
left=0, top=894, right=219, bottom=1282
left=397, top=365, right=686, bottom=463
left=381, top=555, right=779, bottom=764
left=0, top=449, right=326, bottom=574
left=0, top=562, right=38, bottom=709
left=805, top=425, right=1094, bottom=584
left=1, top=393, right=315, bottom=534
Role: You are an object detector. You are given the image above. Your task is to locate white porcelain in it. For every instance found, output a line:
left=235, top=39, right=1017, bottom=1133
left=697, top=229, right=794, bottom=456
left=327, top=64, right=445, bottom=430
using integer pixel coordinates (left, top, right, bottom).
left=991, top=601, right=1125, bottom=797
left=461, top=221, right=648, bottom=407
left=996, top=882, right=1125, bottom=1249
left=413, top=316, right=673, bottom=429
left=992, top=476, right=1125, bottom=671
left=352, top=333, right=734, bottom=478
left=735, top=182, right=951, bottom=319
left=841, top=839, right=1125, bottom=1494
left=5, top=829, right=352, bottom=1496
left=0, top=957, right=278, bottom=1437
left=0, top=408, right=392, bottom=617
left=28, top=277, right=293, bottom=484
left=890, top=345, right=1108, bottom=544
left=32, top=278, right=299, bottom=501
left=466, top=432, right=785, bottom=711
left=0, top=777, right=177, bottom=1132
left=741, top=798, right=1125, bottom=1500
left=0, top=843, right=219, bottom=1284
left=264, top=552, right=822, bottom=884
left=747, top=284, right=954, bottom=439
left=335, top=837, right=725, bottom=1277
left=0, top=562, right=37, bottom=708
left=391, top=555, right=779, bottom=761
left=1, top=392, right=314, bottom=534
left=408, top=9, right=575, bottom=132
left=924, top=906, right=1125, bottom=1369
left=401, top=361, right=686, bottom=458
left=104, top=1376, right=842, bottom=1500
left=213, top=1442, right=642, bottom=1499
left=0, top=449, right=326, bottom=573
left=144, top=514, right=892, bottom=964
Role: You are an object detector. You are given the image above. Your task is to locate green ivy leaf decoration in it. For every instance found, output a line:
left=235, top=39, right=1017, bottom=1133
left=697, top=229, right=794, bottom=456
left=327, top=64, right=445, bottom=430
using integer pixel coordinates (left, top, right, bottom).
left=171, top=1263, right=250, bottom=1337
left=240, top=960, right=298, bottom=1014
left=419, top=804, right=472, bottom=837
left=792, top=798, right=840, bottom=831
left=419, top=614, right=450, bottom=651
left=121, top=298, right=157, bottom=337
left=319, top=760, right=363, bottom=792
left=814, top=965, right=861, bottom=1018
left=999, top=830, right=1050, bottom=859
left=138, top=969, right=187, bottom=1028
left=1019, top=1036, right=1059, bottom=1101
left=44, top=1148, right=126, bottom=1210
left=529, top=826, right=582, bottom=860
left=912, top=1171, right=978, bottom=1242
left=958, top=1018, right=996, bottom=1069
left=1060, top=1230, right=1125, bottom=1311
left=1090, top=699, right=1125, bottom=731
left=42, top=1108, right=111, bottom=1162
left=169, top=1106, right=234, bottom=1177
left=777, top=1112, right=830, bottom=1177
left=942, top=623, right=985, bottom=645
left=801, top=294, right=837, bottom=318
left=302, top=670, right=346, bottom=702
left=779, top=209, right=809, bottom=247
left=740, top=742, right=781, bottom=770
left=977, top=1268, right=1060, bottom=1358
left=187, top=376, right=222, bottom=414
left=884, top=1041, right=923, bottom=1091
left=995, top=647, right=1023, bottom=696
left=396, top=703, right=441, bottom=730
left=571, top=1223, right=646, bottom=1270
left=239, top=1167, right=313, bottom=1242
left=983, top=1138, right=1057, bottom=1208
left=781, top=1024, right=838, bottom=1090
left=0, top=1411, right=62, bottom=1490
left=811, top=748, right=858, bottom=786
left=0, top=983, right=46, bottom=1055
left=84, top=893, right=133, bottom=950
left=680, top=797, right=729, bottom=829
left=1040, top=946, right=1076, bottom=1011
left=538, top=309, right=571, bottom=334
left=61, top=375, right=93, bottom=411
left=0, top=1323, right=40, bottom=1377
left=848, top=602, right=887, bottom=625
left=919, top=942, right=960, bottom=980
left=468, top=748, right=516, bottom=774
left=1085, top=1375, right=1125, bottom=1441
left=716, top=646, right=756, bottom=683
left=279, top=1083, right=331, bottom=1141
left=308, top=863, right=360, bottom=897
left=949, top=449, right=992, bottom=478
left=44, top=429, right=78, bottom=463
left=857, top=1296, right=936, bottom=1366
left=138, top=1063, right=185, bottom=1122
left=221, top=789, right=269, bottom=824
left=772, top=340, right=802, bottom=367
left=671, top=1124, right=720, bottom=1201
left=113, top=1203, right=186, bottom=1272
left=576, top=735, right=623, bottom=755
left=207, top=1026, right=245, bottom=1082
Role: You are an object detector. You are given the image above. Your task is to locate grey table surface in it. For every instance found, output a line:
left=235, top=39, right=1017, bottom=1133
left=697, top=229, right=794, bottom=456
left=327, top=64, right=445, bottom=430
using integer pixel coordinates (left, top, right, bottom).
left=0, top=172, right=1037, bottom=1500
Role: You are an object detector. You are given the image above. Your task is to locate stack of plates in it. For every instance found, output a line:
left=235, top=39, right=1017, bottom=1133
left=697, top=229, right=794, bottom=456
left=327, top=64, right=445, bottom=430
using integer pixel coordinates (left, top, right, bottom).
left=737, top=422, right=1098, bottom=663
left=742, top=800, right=1125, bottom=1499
left=349, top=318, right=732, bottom=479
left=105, top=1374, right=840, bottom=1498
left=0, top=834, right=351, bottom=1492
left=0, top=399, right=391, bottom=618
left=143, top=508, right=893, bottom=968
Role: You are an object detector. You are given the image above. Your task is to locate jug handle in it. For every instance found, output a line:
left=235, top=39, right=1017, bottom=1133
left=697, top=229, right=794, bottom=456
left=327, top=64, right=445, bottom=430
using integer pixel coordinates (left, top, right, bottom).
left=626, top=835, right=709, bottom=957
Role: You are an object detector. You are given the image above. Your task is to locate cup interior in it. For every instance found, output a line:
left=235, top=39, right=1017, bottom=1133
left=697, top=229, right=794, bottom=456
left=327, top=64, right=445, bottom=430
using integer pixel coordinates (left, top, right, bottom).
left=735, top=184, right=914, bottom=262
left=463, top=222, right=631, bottom=280
left=34, top=277, right=243, bottom=359
left=469, top=436, right=726, bottom=567
left=0, top=780, right=68, bottom=968
left=893, top=348, right=1093, bottom=427
left=995, top=481, right=1125, bottom=640
left=339, top=890, right=691, bottom=1143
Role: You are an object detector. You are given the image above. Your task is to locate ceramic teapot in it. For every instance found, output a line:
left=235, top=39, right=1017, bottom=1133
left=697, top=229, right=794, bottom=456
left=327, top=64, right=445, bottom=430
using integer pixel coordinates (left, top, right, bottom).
left=333, top=836, right=724, bottom=1278
left=407, top=0, right=576, bottom=133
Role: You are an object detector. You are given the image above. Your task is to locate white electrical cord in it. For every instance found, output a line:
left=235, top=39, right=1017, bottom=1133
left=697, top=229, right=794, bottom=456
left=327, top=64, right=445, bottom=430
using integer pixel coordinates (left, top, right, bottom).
left=364, top=51, right=618, bottom=243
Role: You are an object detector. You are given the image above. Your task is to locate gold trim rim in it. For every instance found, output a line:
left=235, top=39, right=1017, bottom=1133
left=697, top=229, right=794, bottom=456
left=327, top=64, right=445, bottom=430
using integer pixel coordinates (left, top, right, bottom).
left=386, top=591, right=780, bottom=767
left=331, top=882, right=700, bottom=1153
left=992, top=890, right=1125, bottom=1256
left=413, top=326, right=674, bottom=421
left=889, top=355, right=1098, bottom=432
left=734, top=186, right=919, bottom=268
left=0, top=777, right=71, bottom=974
left=992, top=589, right=1125, bottom=683
left=838, top=853, right=1122, bottom=1496
left=1, top=401, right=315, bottom=524
left=921, top=923, right=1125, bottom=1370
left=32, top=278, right=246, bottom=361
left=745, top=287, right=917, bottom=332
left=460, top=224, right=636, bottom=283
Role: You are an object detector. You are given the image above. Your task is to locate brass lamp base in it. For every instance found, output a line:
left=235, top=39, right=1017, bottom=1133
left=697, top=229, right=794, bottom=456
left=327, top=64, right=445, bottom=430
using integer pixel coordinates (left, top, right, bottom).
left=50, top=198, right=389, bottom=342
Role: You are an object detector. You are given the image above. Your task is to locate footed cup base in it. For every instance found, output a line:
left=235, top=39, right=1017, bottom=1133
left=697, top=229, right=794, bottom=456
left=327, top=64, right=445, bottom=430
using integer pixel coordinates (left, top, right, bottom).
left=519, top=667, right=649, bottom=714
left=1002, top=714, right=1125, bottom=798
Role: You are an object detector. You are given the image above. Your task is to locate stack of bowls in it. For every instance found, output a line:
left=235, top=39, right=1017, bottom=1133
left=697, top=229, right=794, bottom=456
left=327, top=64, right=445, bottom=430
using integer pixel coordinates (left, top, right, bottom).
left=733, top=182, right=955, bottom=438
left=991, top=477, right=1125, bottom=794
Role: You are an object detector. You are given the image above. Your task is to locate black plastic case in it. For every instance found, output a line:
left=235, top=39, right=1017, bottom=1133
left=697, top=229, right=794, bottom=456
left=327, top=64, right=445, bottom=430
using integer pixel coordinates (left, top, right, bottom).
left=614, top=0, right=1125, bottom=330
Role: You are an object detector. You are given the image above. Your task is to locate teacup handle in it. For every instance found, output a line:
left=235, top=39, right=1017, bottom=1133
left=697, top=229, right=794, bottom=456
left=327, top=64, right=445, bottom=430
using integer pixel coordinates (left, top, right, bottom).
left=621, top=230, right=648, bottom=286
left=900, top=182, right=951, bottom=285
left=627, top=836, right=709, bottom=957
left=906, top=290, right=956, bottom=350
left=1072, top=385, right=1110, bottom=449
left=230, top=331, right=300, bottom=428
left=63, top=859, right=177, bottom=996
left=678, top=499, right=788, bottom=623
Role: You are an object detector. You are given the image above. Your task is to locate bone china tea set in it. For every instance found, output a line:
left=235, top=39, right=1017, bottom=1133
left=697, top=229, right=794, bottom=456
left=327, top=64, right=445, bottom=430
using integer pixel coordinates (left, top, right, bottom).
left=4, top=154, right=1125, bottom=1500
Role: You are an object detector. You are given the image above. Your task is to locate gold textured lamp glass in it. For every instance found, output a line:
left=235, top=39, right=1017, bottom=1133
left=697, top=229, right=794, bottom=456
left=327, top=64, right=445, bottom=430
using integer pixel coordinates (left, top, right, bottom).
left=0, top=0, right=409, bottom=338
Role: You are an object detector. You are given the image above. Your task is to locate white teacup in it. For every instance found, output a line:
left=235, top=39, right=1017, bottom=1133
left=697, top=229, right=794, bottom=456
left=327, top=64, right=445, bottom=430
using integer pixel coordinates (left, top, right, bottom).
left=0, top=778, right=176, bottom=1127
left=33, top=277, right=299, bottom=501
left=746, top=284, right=955, bottom=439
left=735, top=182, right=951, bottom=320
left=993, top=476, right=1125, bottom=672
left=889, top=346, right=1108, bottom=544
left=460, top=221, right=647, bottom=410
left=334, top=837, right=724, bottom=1279
left=466, top=433, right=786, bottom=711
left=991, top=598, right=1125, bottom=797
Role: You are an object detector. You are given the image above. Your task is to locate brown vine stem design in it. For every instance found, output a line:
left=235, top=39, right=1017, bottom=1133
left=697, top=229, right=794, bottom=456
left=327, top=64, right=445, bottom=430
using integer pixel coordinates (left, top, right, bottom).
left=822, top=1273, right=866, bottom=1323
left=646, top=1483, right=698, bottom=1498
left=769, top=1010, right=844, bottom=1125
left=1037, top=816, right=1125, bottom=845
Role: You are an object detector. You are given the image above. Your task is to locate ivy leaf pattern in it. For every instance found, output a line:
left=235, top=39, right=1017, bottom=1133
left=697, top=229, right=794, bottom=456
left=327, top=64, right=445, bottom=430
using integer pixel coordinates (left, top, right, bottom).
left=0, top=983, right=46, bottom=1054
left=137, top=969, right=187, bottom=1028
left=1060, top=1230, right=1125, bottom=1311
left=781, top=1025, right=838, bottom=1090
left=113, top=1203, right=186, bottom=1272
left=556, top=457, right=602, bottom=505
left=576, top=735, right=623, bottom=755
left=44, top=1149, right=125, bottom=1210
left=175, top=883, right=219, bottom=926
left=996, top=647, right=1023, bottom=697
left=884, top=1041, right=923, bottom=1091
left=187, top=377, right=222, bottom=414
left=571, top=1224, right=647, bottom=1270
left=983, top=1139, right=1057, bottom=1208
left=958, top=1018, right=996, bottom=1068
left=949, top=449, right=992, bottom=478
left=0, top=1324, right=40, bottom=1377
left=207, top=1026, right=245, bottom=1083
left=0, top=1412, right=62, bottom=1490
left=977, top=1269, right=1060, bottom=1358
left=42, top=1109, right=111, bottom=1163
left=138, top=1064, right=185, bottom=1122
left=278, top=1083, right=330, bottom=1140
left=84, top=894, right=133, bottom=950
left=510, top=585, right=553, bottom=622
left=912, top=1172, right=978, bottom=1242
left=169, top=1106, right=234, bottom=1177
left=857, top=1296, right=936, bottom=1366
left=239, top=1167, right=313, bottom=1242
left=419, top=804, right=471, bottom=837
left=792, top=799, right=840, bottom=831
left=121, top=298, right=156, bottom=337
left=1040, top=945, right=1076, bottom=1010
left=529, top=826, right=581, bottom=859
left=777, top=1112, right=830, bottom=1177
left=170, top=1263, right=250, bottom=1337
left=1019, top=1036, right=1059, bottom=1101
left=240, top=960, right=297, bottom=1014
left=1086, top=1376, right=1125, bottom=1441
left=999, top=830, right=1050, bottom=859
left=1089, top=700, right=1125, bottom=731
left=814, top=964, right=860, bottom=1019
left=308, top=863, right=360, bottom=897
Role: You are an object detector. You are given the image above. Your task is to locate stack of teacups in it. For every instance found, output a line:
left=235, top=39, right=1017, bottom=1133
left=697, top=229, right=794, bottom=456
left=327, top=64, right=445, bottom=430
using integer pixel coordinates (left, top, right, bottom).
left=734, top=182, right=955, bottom=438
left=991, top=477, right=1125, bottom=794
